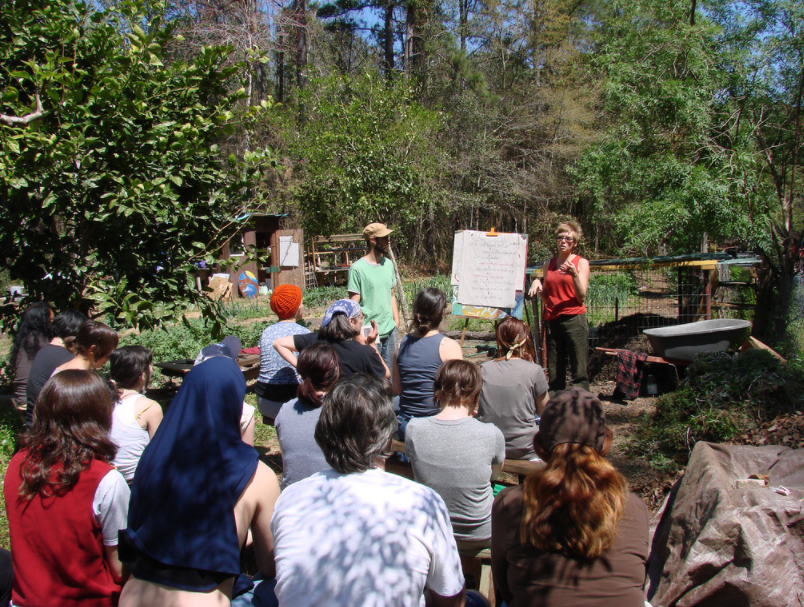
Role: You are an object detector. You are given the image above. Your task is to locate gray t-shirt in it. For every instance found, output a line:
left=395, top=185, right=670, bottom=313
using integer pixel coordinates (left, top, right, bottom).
left=275, top=398, right=330, bottom=490
left=405, top=417, right=505, bottom=541
left=477, top=359, right=549, bottom=460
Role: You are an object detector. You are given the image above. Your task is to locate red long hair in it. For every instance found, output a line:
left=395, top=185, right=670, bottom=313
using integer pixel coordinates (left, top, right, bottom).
left=520, top=443, right=627, bottom=559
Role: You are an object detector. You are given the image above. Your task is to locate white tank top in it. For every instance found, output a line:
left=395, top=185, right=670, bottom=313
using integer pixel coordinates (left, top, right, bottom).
left=110, top=393, right=151, bottom=483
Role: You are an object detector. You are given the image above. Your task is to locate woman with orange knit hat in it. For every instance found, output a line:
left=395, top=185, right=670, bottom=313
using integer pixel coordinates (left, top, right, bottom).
left=256, top=284, right=310, bottom=424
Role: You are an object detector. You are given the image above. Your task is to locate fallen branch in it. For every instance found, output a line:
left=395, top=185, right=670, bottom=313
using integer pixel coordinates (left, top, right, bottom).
left=0, top=93, right=45, bottom=126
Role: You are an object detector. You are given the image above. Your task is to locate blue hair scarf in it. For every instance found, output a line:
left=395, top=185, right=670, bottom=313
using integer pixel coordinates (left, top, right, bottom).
left=122, top=357, right=257, bottom=579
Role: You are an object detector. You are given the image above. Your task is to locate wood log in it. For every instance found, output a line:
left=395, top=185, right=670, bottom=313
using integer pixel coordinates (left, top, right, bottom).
left=444, top=330, right=496, bottom=340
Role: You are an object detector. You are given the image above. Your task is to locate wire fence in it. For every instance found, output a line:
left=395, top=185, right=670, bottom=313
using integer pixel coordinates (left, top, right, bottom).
left=545, top=263, right=759, bottom=380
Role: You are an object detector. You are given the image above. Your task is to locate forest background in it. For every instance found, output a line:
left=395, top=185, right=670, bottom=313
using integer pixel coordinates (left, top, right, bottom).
left=0, top=0, right=802, bottom=349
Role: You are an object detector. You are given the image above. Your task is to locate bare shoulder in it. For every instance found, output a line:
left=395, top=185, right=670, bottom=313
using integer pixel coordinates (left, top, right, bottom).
left=252, top=461, right=280, bottom=500
left=439, top=335, right=463, bottom=361
left=134, top=395, right=158, bottom=415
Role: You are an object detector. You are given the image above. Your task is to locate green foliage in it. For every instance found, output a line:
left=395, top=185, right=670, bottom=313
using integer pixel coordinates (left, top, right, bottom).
left=572, top=0, right=757, bottom=256
left=402, top=274, right=452, bottom=307
left=0, top=405, right=22, bottom=549
left=302, top=286, right=346, bottom=309
left=0, top=407, right=21, bottom=463
left=215, top=299, right=272, bottom=322
left=629, top=350, right=804, bottom=470
left=586, top=272, right=638, bottom=325
left=120, top=316, right=272, bottom=382
left=448, top=316, right=494, bottom=332
left=0, top=0, right=275, bottom=331
left=281, top=72, right=443, bottom=241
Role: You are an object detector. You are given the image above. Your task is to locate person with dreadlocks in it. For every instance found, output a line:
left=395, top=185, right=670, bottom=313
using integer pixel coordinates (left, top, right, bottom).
left=477, top=316, right=549, bottom=460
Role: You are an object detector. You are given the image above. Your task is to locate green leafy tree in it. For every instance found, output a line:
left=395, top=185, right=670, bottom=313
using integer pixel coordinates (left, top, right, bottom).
left=573, top=0, right=803, bottom=341
left=0, top=0, right=273, bottom=330
left=283, top=71, right=443, bottom=245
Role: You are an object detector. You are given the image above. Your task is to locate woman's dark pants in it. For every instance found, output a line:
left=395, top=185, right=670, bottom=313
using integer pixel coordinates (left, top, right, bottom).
left=546, top=313, right=589, bottom=392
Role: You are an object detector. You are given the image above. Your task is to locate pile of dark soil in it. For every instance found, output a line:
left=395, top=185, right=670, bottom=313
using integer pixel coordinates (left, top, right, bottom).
left=588, top=313, right=676, bottom=381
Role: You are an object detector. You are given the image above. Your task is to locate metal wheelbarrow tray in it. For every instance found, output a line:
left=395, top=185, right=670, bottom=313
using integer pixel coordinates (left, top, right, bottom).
left=642, top=319, right=752, bottom=363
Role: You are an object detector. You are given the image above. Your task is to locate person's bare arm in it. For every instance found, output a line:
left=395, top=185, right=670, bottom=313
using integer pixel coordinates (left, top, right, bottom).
left=491, top=462, right=504, bottom=481
left=241, top=413, right=256, bottom=446
left=273, top=335, right=299, bottom=367
left=104, top=545, right=127, bottom=585
left=250, top=463, right=281, bottom=579
left=392, top=351, right=402, bottom=395
left=391, top=288, right=400, bottom=327
left=527, top=262, right=550, bottom=301
left=349, top=292, right=361, bottom=304
left=377, top=345, right=391, bottom=379
left=535, top=390, right=550, bottom=416
left=439, top=337, right=463, bottom=362
left=425, top=588, right=466, bottom=607
left=573, top=257, right=591, bottom=302
left=136, top=398, right=163, bottom=439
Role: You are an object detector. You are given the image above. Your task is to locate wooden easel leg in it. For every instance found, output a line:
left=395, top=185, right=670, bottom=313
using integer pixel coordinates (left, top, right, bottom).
left=460, top=318, right=469, bottom=347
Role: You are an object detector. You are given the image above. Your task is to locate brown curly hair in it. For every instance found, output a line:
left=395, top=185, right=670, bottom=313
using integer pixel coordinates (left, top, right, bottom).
left=520, top=443, right=627, bottom=559
left=19, top=370, right=117, bottom=500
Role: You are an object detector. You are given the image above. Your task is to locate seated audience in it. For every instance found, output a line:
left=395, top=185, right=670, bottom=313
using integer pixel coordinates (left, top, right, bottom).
left=53, top=319, right=119, bottom=375
left=393, top=288, right=462, bottom=439
left=25, top=308, right=86, bottom=426
left=194, top=335, right=256, bottom=445
left=119, top=356, right=281, bottom=607
left=274, top=299, right=389, bottom=379
left=109, top=345, right=163, bottom=483
left=275, top=342, right=339, bottom=490
left=4, top=370, right=130, bottom=606
left=406, top=360, right=505, bottom=545
left=256, top=284, right=310, bottom=423
left=9, top=302, right=51, bottom=412
left=477, top=317, right=549, bottom=460
left=491, top=388, right=650, bottom=607
left=271, top=374, right=484, bottom=607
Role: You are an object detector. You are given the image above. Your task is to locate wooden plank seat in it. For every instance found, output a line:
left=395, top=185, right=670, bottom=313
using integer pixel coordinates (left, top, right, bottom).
left=457, top=545, right=494, bottom=606
left=154, top=353, right=261, bottom=387
left=390, top=440, right=544, bottom=484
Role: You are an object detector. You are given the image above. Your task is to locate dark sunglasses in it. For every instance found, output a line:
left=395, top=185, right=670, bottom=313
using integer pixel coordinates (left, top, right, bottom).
left=556, top=236, right=575, bottom=242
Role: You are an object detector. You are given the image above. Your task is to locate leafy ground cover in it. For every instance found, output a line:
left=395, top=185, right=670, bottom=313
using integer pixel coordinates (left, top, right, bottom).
left=0, top=407, right=22, bottom=549
left=627, top=350, right=804, bottom=471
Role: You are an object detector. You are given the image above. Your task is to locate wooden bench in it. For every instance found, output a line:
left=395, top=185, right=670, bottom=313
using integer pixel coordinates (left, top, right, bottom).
left=458, top=545, right=494, bottom=607
left=390, top=440, right=544, bottom=484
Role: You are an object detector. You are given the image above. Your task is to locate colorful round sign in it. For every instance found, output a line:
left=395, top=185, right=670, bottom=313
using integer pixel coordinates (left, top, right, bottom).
left=238, top=271, right=259, bottom=299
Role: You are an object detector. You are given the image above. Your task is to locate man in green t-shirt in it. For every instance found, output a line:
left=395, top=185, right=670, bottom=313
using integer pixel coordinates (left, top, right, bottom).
left=348, top=223, right=400, bottom=380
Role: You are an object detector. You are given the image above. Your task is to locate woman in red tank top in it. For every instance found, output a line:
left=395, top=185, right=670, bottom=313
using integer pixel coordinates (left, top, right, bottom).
left=527, top=220, right=590, bottom=391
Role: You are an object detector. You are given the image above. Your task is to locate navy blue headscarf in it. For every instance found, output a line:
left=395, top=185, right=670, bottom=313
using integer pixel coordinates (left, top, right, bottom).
left=122, top=356, right=258, bottom=576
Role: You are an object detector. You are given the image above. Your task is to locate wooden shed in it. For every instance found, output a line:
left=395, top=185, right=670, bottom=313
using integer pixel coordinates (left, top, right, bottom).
left=196, top=213, right=304, bottom=298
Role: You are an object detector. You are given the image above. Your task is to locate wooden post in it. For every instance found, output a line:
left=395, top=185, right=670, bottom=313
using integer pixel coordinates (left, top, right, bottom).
left=387, top=245, right=410, bottom=329
left=541, top=301, right=548, bottom=372
left=460, top=318, right=469, bottom=347
left=703, top=269, right=712, bottom=319
left=615, top=297, right=619, bottom=322
left=678, top=268, right=684, bottom=321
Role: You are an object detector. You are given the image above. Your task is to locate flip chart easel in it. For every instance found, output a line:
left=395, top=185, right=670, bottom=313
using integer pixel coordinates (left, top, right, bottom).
left=451, top=228, right=528, bottom=345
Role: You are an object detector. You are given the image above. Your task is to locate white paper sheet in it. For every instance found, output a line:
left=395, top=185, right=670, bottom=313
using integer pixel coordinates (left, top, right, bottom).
left=452, top=230, right=527, bottom=308
left=279, top=236, right=299, bottom=267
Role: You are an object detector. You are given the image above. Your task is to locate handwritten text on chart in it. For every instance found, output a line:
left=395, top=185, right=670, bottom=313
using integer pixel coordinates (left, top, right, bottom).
left=452, top=230, right=527, bottom=308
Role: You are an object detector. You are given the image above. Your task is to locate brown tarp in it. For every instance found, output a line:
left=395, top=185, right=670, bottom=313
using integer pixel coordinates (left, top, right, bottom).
left=648, top=442, right=804, bottom=606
